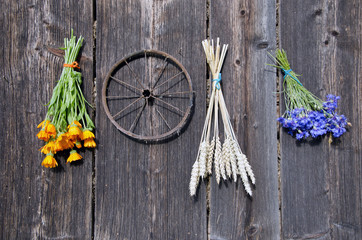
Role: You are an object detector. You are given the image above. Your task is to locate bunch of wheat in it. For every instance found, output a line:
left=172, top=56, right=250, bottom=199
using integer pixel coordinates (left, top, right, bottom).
left=189, top=38, right=255, bottom=196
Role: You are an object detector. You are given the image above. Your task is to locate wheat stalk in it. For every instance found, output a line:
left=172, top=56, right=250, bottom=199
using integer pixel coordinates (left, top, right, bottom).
left=189, top=38, right=255, bottom=196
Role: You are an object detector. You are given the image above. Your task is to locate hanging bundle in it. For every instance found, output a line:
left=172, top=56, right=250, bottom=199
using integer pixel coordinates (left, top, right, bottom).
left=189, top=38, right=255, bottom=196
left=36, top=30, right=95, bottom=168
left=269, top=49, right=348, bottom=140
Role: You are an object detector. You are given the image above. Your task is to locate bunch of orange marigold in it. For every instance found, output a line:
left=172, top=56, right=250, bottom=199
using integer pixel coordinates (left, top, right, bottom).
left=37, top=30, right=95, bottom=168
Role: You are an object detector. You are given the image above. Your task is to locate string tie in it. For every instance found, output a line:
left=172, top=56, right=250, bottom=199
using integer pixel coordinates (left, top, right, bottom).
left=63, top=61, right=80, bottom=69
left=212, top=73, right=221, bottom=90
left=282, top=68, right=303, bottom=86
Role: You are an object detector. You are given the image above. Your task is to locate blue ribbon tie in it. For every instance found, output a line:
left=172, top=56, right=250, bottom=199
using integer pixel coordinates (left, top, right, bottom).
left=282, top=68, right=303, bottom=86
left=212, top=73, right=222, bottom=90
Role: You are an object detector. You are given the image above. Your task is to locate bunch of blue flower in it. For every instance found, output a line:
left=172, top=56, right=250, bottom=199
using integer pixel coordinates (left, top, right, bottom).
left=277, top=95, right=348, bottom=140
left=270, top=49, right=348, bottom=140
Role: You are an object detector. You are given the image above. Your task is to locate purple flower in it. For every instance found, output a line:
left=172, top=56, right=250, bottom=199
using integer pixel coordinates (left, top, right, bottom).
left=323, top=94, right=340, bottom=113
left=278, top=94, right=347, bottom=140
left=277, top=117, right=285, bottom=125
left=310, top=127, right=327, bottom=138
left=290, top=108, right=304, bottom=118
left=331, top=126, right=346, bottom=138
left=296, top=131, right=310, bottom=140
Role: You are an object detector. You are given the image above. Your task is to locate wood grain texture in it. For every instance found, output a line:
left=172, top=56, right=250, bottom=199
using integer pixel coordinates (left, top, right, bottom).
left=208, top=0, right=280, bottom=239
left=95, top=0, right=207, bottom=239
left=280, top=0, right=362, bottom=239
left=1, top=1, right=361, bottom=239
left=0, top=1, right=94, bottom=239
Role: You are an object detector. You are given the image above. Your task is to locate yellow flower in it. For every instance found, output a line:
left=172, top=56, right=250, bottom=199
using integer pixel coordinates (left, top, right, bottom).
left=81, top=130, right=95, bottom=140
left=41, top=153, right=58, bottom=168
left=45, top=123, right=57, bottom=138
left=40, top=140, right=55, bottom=154
left=84, top=138, right=96, bottom=148
left=67, top=150, right=82, bottom=163
left=36, top=130, right=50, bottom=141
left=68, top=125, right=83, bottom=139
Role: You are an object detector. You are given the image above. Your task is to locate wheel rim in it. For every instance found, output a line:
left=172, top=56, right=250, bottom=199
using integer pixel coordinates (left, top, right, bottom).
left=102, top=49, right=194, bottom=143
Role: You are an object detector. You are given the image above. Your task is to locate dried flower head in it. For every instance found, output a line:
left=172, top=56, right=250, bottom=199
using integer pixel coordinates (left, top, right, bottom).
left=67, top=150, right=82, bottom=163
left=41, top=153, right=58, bottom=168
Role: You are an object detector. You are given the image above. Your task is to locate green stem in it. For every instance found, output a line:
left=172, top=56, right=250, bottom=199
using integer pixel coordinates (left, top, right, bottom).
left=272, top=49, right=324, bottom=117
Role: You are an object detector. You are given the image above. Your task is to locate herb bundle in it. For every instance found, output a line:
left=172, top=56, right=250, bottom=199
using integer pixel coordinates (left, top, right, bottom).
left=270, top=49, right=348, bottom=140
left=36, top=31, right=95, bottom=168
left=189, top=38, right=255, bottom=196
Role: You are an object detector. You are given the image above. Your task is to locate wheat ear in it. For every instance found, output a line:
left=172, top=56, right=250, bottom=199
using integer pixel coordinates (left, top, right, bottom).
left=189, top=160, right=200, bottom=196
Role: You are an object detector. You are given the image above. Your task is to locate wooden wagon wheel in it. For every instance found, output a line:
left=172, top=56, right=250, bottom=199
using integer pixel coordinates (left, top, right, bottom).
left=102, top=50, right=194, bottom=143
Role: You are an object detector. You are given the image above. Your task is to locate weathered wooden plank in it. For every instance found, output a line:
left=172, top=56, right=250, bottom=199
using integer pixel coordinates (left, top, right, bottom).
left=279, top=2, right=332, bottom=238
left=95, top=0, right=207, bottom=239
left=0, top=1, right=93, bottom=239
left=280, top=0, right=362, bottom=239
left=208, top=0, right=279, bottom=239
left=327, top=2, right=362, bottom=238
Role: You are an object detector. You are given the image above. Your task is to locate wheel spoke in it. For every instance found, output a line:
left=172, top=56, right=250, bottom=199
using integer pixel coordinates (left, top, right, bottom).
left=110, top=76, right=142, bottom=93
left=154, top=97, right=185, bottom=116
left=106, top=95, right=141, bottom=100
left=129, top=99, right=146, bottom=132
left=152, top=71, right=184, bottom=90
left=156, top=107, right=171, bottom=130
left=125, top=60, right=147, bottom=89
left=152, top=58, right=169, bottom=89
left=156, top=91, right=193, bottom=98
left=155, top=77, right=185, bottom=96
left=112, top=96, right=144, bottom=120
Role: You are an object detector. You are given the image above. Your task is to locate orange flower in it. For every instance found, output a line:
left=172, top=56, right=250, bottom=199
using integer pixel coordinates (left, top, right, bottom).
left=75, top=141, right=82, bottom=148
left=37, top=120, right=50, bottom=129
left=67, top=150, right=82, bottom=163
left=84, top=138, right=96, bottom=148
left=54, top=133, right=74, bottom=152
left=71, top=120, right=82, bottom=128
left=81, top=130, right=95, bottom=140
left=40, top=140, right=55, bottom=154
left=41, top=153, right=58, bottom=168
left=36, top=130, right=50, bottom=141
left=37, top=120, right=53, bottom=141
left=56, top=133, right=68, bottom=142
left=45, top=123, right=57, bottom=138
left=54, top=141, right=64, bottom=152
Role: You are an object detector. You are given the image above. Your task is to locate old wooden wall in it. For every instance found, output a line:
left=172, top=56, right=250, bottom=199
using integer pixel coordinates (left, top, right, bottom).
left=280, top=1, right=362, bottom=239
left=0, top=0, right=360, bottom=239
